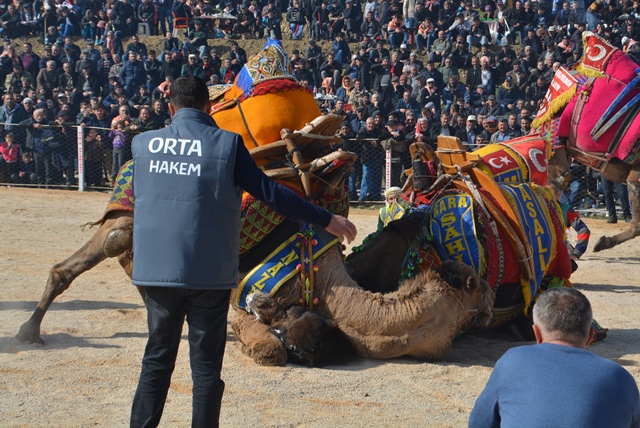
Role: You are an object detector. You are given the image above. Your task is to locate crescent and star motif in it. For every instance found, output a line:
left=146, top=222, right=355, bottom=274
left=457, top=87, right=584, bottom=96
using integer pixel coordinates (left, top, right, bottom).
left=487, top=155, right=513, bottom=169
left=587, top=44, right=607, bottom=62
left=529, top=148, right=547, bottom=172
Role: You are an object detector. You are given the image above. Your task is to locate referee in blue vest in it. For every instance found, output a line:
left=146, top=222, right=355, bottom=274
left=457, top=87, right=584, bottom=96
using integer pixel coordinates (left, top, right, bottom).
left=130, top=76, right=357, bottom=428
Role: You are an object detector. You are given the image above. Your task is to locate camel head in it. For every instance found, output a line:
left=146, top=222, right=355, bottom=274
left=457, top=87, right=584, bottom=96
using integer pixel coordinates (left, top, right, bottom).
left=547, top=145, right=572, bottom=190
left=246, top=292, right=286, bottom=324
left=439, top=260, right=495, bottom=327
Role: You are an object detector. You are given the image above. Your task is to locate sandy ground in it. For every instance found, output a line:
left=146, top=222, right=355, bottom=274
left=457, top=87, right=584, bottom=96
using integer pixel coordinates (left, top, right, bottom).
left=1, top=187, right=639, bottom=427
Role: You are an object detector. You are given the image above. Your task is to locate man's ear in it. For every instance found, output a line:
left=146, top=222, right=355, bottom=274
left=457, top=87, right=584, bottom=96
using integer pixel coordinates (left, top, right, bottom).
left=168, top=102, right=175, bottom=117
left=585, top=325, right=596, bottom=347
left=532, top=324, right=544, bottom=344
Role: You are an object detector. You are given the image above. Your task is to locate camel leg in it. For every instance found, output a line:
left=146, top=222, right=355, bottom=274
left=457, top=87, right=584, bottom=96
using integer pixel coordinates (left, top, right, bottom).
left=594, top=170, right=640, bottom=251
left=16, top=212, right=134, bottom=344
left=116, top=249, right=145, bottom=300
left=230, top=307, right=287, bottom=366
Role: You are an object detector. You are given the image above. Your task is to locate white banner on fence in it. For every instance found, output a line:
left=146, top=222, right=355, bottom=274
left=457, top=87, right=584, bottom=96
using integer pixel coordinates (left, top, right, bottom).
left=385, top=149, right=391, bottom=190
left=77, top=126, right=85, bottom=192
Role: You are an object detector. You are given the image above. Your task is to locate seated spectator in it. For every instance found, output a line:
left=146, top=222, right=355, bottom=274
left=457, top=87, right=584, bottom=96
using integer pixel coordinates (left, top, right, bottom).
left=429, top=30, right=452, bottom=65
left=82, top=9, right=98, bottom=42
left=183, top=20, right=208, bottom=59
left=120, top=52, right=146, bottom=97
left=287, top=0, right=306, bottom=40
left=470, top=288, right=640, bottom=427
left=138, top=0, right=156, bottom=35
left=490, top=118, right=512, bottom=143
left=129, top=85, right=152, bottom=117
left=12, top=150, right=36, bottom=184
left=332, top=32, right=351, bottom=66
left=233, top=4, right=257, bottom=39
left=361, top=11, right=381, bottom=41
left=126, top=35, right=148, bottom=60
left=387, top=14, right=405, bottom=50
left=327, top=0, right=344, bottom=39
left=262, top=8, right=282, bottom=40
left=497, top=76, right=524, bottom=112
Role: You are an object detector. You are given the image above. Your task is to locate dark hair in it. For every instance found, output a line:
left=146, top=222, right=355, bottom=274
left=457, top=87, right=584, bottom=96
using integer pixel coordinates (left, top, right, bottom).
left=169, top=76, right=209, bottom=110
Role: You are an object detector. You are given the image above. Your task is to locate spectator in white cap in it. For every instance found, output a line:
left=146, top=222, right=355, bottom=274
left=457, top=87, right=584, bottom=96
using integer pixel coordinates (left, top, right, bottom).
left=455, top=114, right=481, bottom=150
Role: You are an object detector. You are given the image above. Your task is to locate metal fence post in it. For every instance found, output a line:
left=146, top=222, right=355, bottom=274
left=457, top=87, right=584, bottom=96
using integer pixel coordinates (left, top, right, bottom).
left=385, top=149, right=391, bottom=191
left=77, top=125, right=85, bottom=192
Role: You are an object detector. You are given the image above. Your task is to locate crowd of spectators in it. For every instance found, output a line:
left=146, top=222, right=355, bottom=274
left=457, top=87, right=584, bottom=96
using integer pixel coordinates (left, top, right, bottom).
left=0, top=0, right=637, bottom=201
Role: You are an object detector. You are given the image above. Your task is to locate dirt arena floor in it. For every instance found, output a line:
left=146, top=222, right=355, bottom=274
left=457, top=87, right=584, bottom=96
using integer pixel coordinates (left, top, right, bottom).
left=1, top=187, right=639, bottom=427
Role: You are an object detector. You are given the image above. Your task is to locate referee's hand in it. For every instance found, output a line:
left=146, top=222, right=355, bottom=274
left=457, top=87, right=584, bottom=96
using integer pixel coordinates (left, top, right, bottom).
left=326, top=214, right=358, bottom=244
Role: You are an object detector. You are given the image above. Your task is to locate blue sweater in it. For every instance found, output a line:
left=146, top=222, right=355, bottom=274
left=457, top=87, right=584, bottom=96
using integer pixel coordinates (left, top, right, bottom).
left=469, top=343, right=640, bottom=428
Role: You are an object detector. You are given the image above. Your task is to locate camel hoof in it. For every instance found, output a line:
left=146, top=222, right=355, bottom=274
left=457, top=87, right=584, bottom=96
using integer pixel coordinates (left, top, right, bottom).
left=104, top=229, right=133, bottom=258
left=16, top=321, right=44, bottom=345
left=593, top=236, right=612, bottom=252
left=246, top=339, right=288, bottom=366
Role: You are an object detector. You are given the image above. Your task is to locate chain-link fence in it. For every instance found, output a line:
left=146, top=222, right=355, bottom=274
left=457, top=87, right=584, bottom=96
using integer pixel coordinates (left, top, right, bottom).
left=0, top=122, right=142, bottom=191
left=0, top=122, right=628, bottom=218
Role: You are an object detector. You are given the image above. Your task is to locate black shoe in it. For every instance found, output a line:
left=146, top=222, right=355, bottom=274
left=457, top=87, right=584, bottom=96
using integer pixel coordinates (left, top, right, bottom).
left=607, top=216, right=618, bottom=224
left=623, top=214, right=632, bottom=222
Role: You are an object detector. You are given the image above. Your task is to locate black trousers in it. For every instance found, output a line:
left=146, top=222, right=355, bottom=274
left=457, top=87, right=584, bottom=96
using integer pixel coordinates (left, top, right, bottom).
left=131, top=287, right=231, bottom=428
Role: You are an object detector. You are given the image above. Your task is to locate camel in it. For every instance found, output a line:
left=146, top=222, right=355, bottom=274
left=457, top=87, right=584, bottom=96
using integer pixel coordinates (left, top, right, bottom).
left=535, top=32, right=640, bottom=252
left=17, top=204, right=495, bottom=364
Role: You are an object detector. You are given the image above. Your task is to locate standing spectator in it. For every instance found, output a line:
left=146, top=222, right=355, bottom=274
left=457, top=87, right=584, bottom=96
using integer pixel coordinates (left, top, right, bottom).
left=109, top=120, right=128, bottom=180
left=36, top=61, right=58, bottom=100
left=157, top=0, right=174, bottom=36
left=0, top=93, right=29, bottom=133
left=380, top=118, right=407, bottom=187
left=470, top=288, right=640, bottom=428
left=602, top=177, right=632, bottom=223
left=144, top=50, right=163, bottom=95
left=20, top=108, right=50, bottom=187
left=0, top=131, right=19, bottom=180
left=83, top=127, right=107, bottom=186
left=356, top=116, right=384, bottom=201
left=20, top=43, right=40, bottom=78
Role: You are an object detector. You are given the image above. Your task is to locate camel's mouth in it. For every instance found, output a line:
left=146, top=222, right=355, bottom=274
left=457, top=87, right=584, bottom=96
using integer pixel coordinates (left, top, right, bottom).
left=477, top=285, right=496, bottom=326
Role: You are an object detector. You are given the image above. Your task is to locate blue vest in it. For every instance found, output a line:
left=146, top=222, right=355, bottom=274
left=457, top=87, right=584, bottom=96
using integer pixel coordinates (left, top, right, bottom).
left=131, top=108, right=242, bottom=289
